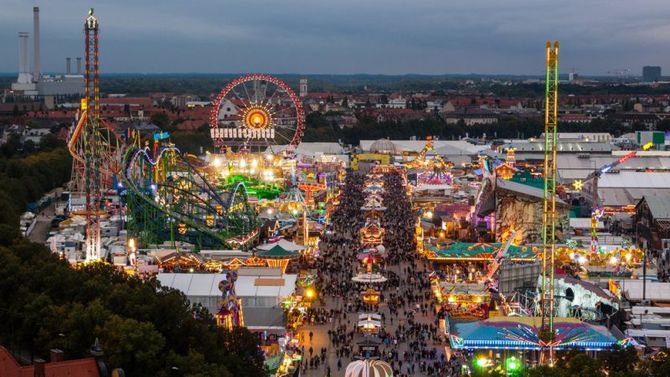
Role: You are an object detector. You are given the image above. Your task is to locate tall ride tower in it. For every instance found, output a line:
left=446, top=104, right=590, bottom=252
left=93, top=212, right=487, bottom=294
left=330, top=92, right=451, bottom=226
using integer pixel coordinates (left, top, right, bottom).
left=540, top=41, right=559, bottom=363
left=83, top=8, right=102, bottom=261
left=67, top=9, right=120, bottom=262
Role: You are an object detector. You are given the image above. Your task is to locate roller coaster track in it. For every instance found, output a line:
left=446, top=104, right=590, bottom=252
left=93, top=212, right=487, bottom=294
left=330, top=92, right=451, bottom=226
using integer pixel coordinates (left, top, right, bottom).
left=67, top=110, right=123, bottom=193
left=121, top=145, right=257, bottom=248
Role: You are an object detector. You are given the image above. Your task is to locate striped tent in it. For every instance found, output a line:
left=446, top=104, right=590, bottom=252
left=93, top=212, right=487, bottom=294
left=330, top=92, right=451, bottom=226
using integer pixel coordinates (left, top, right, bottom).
left=345, top=359, right=393, bottom=377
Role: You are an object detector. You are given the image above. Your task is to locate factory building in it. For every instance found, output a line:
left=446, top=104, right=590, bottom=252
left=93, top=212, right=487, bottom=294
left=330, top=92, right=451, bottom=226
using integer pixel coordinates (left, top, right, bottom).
left=10, top=7, right=84, bottom=98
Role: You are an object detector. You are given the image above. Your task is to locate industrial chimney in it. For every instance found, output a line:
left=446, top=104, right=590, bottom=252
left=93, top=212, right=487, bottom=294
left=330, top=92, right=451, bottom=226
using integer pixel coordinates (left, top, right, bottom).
left=17, top=32, right=31, bottom=84
left=33, top=6, right=40, bottom=82
left=66, top=57, right=71, bottom=74
left=76, top=57, right=82, bottom=75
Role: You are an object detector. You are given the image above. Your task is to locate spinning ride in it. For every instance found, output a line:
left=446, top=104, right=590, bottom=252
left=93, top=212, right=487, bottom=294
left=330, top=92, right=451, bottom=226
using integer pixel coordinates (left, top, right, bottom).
left=210, top=74, right=305, bottom=152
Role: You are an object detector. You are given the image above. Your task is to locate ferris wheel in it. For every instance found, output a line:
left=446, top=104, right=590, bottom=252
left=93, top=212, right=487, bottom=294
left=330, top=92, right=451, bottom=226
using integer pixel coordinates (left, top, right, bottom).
left=209, top=74, right=305, bottom=152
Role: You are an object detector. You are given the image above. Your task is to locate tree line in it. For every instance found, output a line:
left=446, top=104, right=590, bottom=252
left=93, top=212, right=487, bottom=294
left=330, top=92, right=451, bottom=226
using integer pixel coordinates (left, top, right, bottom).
left=302, top=112, right=546, bottom=145
left=0, top=134, right=266, bottom=376
left=0, top=136, right=72, bottom=243
left=516, top=347, right=670, bottom=377
left=0, top=242, right=267, bottom=376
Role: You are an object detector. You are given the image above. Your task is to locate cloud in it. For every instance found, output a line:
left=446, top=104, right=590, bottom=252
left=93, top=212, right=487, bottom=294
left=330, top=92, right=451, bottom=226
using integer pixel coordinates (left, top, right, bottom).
left=0, top=0, right=669, bottom=75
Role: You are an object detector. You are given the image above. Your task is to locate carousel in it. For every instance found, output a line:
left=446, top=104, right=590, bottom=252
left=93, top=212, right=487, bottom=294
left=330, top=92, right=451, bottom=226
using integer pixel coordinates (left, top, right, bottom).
left=353, top=245, right=388, bottom=284
left=352, top=272, right=388, bottom=284
left=345, top=359, right=393, bottom=377
left=255, top=244, right=299, bottom=273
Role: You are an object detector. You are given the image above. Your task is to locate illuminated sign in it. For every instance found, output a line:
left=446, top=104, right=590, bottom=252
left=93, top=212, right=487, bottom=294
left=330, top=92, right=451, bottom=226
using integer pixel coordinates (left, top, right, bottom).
left=211, top=128, right=275, bottom=140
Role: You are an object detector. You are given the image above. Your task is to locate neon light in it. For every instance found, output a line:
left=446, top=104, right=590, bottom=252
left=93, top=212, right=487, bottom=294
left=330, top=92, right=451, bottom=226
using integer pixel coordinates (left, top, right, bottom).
left=617, top=151, right=637, bottom=164
left=153, top=131, right=169, bottom=140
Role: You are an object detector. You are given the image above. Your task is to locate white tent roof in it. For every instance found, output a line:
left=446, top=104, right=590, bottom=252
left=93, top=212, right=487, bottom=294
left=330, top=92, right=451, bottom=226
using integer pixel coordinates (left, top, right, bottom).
left=415, top=183, right=452, bottom=191
left=620, top=280, right=670, bottom=302
left=570, top=218, right=604, bottom=230
left=598, top=172, right=670, bottom=188
left=359, top=140, right=487, bottom=155
left=267, top=142, right=345, bottom=155
left=256, top=238, right=306, bottom=252
left=157, top=272, right=297, bottom=298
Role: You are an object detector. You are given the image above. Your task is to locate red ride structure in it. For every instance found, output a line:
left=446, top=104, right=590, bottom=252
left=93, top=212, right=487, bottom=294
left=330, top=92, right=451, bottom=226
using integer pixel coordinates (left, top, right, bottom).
left=67, top=9, right=120, bottom=262
left=209, top=74, right=304, bottom=152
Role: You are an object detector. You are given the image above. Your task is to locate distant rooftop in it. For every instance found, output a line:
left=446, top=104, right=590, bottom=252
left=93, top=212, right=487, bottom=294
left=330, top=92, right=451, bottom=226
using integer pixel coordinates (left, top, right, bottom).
left=641, top=195, right=670, bottom=220
left=502, top=140, right=617, bottom=153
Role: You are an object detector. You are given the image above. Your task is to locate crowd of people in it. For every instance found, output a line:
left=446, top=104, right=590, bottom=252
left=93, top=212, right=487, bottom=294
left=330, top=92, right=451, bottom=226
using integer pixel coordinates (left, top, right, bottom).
left=300, top=170, right=461, bottom=377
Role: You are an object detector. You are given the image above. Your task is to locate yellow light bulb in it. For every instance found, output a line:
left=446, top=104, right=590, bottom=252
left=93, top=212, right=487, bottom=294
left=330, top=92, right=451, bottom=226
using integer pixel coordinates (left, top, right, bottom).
left=253, top=114, right=262, bottom=125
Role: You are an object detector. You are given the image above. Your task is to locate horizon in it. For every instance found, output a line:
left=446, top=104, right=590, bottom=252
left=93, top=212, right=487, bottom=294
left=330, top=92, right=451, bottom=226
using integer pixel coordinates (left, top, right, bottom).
left=0, top=71, right=651, bottom=78
left=2, top=1, right=670, bottom=76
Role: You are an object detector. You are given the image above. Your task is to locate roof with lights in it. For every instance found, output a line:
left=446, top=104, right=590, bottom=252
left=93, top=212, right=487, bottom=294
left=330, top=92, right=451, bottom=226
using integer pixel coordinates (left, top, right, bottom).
left=425, top=241, right=536, bottom=260
left=448, top=316, right=618, bottom=351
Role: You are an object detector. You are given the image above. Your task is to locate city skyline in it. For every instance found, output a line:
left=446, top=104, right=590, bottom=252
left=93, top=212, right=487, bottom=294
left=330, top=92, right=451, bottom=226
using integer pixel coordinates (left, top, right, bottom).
left=1, top=0, right=669, bottom=76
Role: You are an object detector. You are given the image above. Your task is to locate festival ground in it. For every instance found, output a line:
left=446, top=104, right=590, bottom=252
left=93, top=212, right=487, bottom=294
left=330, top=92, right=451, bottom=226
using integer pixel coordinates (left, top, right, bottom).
left=295, top=171, right=460, bottom=377
left=298, top=260, right=451, bottom=376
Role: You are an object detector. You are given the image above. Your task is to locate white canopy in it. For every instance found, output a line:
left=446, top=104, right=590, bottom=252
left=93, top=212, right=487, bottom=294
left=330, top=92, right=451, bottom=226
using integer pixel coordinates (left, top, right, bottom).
left=256, top=238, right=307, bottom=252
left=358, top=313, right=382, bottom=321
left=357, top=319, right=382, bottom=328
left=351, top=273, right=388, bottom=283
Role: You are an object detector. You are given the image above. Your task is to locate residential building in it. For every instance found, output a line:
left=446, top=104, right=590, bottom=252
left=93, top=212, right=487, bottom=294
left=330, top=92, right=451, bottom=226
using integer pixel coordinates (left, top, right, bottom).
left=443, top=110, right=498, bottom=126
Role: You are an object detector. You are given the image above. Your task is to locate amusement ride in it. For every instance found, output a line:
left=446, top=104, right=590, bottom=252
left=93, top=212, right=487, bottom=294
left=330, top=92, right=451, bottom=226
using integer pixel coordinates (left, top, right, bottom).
left=209, top=73, right=305, bottom=153
left=65, top=8, right=327, bottom=257
left=540, top=40, right=560, bottom=364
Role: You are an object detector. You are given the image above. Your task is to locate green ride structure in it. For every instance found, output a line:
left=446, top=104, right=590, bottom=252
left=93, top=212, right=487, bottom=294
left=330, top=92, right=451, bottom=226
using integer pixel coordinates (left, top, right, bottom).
left=121, top=141, right=258, bottom=250
left=218, top=174, right=284, bottom=201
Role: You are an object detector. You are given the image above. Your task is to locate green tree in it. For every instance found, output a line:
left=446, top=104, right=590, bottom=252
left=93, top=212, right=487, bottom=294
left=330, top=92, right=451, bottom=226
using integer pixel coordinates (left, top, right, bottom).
left=97, top=315, right=166, bottom=372
left=524, top=365, right=564, bottom=377
left=599, top=346, right=639, bottom=374
left=0, top=243, right=267, bottom=377
left=151, top=111, right=172, bottom=130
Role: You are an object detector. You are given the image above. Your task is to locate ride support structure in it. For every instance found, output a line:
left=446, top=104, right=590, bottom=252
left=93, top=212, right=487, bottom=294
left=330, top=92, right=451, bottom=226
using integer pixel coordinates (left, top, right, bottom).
left=66, top=9, right=121, bottom=262
left=121, top=139, right=258, bottom=250
left=540, top=41, right=559, bottom=365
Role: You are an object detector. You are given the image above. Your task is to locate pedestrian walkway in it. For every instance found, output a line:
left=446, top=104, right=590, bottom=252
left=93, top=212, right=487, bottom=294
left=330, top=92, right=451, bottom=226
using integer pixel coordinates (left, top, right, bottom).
left=297, top=171, right=460, bottom=377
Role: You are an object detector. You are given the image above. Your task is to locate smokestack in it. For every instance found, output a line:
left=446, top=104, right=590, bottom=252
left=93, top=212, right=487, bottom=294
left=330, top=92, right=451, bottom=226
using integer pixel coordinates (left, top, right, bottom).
left=66, top=57, right=71, bottom=74
left=33, top=6, right=40, bottom=82
left=17, top=32, right=31, bottom=84
left=76, top=57, right=82, bottom=75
